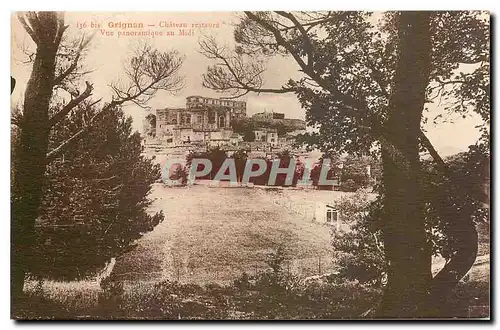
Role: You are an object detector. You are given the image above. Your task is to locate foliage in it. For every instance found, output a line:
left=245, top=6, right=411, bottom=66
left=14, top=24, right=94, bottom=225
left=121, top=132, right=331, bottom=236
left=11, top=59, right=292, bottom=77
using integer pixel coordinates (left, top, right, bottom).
left=31, top=103, right=164, bottom=280
left=231, top=149, right=249, bottom=182
left=231, top=118, right=256, bottom=142
left=184, top=146, right=381, bottom=191
left=13, top=230, right=489, bottom=320
left=12, top=12, right=186, bottom=300
left=309, top=154, right=381, bottom=192
left=243, top=130, right=256, bottom=142
left=144, top=113, right=156, bottom=138
left=186, top=146, right=228, bottom=180
left=340, top=155, right=381, bottom=191
left=229, top=246, right=381, bottom=319
left=200, top=12, right=489, bottom=313
left=231, top=118, right=297, bottom=140
left=168, top=164, right=189, bottom=186
left=185, top=148, right=305, bottom=187
left=205, top=11, right=489, bottom=157
left=421, top=144, right=490, bottom=258
left=330, top=192, right=386, bottom=286
left=331, top=145, right=490, bottom=286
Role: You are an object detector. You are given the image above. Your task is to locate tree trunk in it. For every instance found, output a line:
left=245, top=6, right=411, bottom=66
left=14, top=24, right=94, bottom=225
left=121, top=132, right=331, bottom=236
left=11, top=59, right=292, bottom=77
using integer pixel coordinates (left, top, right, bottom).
left=377, top=12, right=432, bottom=318
left=427, top=196, right=479, bottom=314
left=11, top=15, right=59, bottom=308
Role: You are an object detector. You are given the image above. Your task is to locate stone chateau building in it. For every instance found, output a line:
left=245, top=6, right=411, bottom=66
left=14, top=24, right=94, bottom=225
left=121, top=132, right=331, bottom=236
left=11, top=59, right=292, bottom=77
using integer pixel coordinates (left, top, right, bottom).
left=145, top=95, right=246, bottom=146
left=252, top=111, right=306, bottom=130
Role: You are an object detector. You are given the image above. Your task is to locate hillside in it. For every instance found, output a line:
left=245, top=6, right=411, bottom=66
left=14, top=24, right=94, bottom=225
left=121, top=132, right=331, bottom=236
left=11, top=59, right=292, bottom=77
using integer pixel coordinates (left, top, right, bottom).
left=112, top=184, right=338, bottom=284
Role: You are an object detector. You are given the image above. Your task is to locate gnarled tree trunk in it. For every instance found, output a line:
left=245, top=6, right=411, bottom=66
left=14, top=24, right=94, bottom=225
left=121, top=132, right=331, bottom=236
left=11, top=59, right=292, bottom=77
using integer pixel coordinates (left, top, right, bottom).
left=377, top=11, right=432, bottom=318
left=11, top=13, right=60, bottom=305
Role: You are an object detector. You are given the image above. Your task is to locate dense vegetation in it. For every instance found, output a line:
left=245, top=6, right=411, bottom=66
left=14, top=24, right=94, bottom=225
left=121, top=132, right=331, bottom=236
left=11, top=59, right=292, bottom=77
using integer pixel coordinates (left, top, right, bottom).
left=200, top=11, right=489, bottom=316
left=179, top=147, right=379, bottom=191
left=230, top=118, right=299, bottom=141
left=12, top=12, right=183, bottom=302
left=31, top=104, right=164, bottom=280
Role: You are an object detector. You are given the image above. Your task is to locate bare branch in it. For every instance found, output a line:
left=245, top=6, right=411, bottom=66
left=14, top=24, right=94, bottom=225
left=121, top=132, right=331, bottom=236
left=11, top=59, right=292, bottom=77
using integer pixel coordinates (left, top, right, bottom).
left=17, top=12, right=39, bottom=44
left=53, top=12, right=68, bottom=48
left=199, top=36, right=293, bottom=96
left=109, top=42, right=185, bottom=106
left=47, top=43, right=186, bottom=162
left=53, top=34, right=92, bottom=86
left=46, top=127, right=87, bottom=163
left=48, top=81, right=94, bottom=127
left=275, top=11, right=314, bottom=69
left=202, top=11, right=459, bottom=184
left=418, top=131, right=450, bottom=176
left=245, top=12, right=310, bottom=75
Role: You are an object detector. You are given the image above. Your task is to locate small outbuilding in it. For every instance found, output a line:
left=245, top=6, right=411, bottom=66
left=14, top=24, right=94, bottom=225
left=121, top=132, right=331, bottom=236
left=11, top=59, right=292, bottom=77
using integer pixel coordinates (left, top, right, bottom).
left=314, top=202, right=341, bottom=230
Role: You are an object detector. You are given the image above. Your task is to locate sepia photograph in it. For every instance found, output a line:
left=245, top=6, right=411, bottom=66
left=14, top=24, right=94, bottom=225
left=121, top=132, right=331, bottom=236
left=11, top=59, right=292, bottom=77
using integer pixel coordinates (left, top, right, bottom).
left=10, top=10, right=490, bottom=320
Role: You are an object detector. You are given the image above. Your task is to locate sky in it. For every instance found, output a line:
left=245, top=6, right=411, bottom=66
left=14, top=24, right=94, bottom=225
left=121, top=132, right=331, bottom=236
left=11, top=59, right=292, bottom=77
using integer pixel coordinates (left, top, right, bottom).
left=10, top=12, right=485, bottom=157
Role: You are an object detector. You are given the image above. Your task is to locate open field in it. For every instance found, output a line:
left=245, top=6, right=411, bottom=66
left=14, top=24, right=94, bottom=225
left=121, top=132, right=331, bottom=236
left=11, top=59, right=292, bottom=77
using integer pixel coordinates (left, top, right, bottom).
left=21, top=184, right=489, bottom=319
left=112, top=184, right=341, bottom=285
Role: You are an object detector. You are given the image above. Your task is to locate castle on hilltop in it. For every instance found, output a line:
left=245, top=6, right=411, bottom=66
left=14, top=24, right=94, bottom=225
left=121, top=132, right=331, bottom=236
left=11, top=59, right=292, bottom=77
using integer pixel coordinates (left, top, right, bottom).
left=143, top=96, right=307, bottom=153
left=143, top=96, right=246, bottom=147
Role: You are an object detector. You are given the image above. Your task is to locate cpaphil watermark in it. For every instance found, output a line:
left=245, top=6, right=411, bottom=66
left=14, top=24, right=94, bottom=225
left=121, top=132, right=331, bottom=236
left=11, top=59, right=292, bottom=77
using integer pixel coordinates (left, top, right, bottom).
left=161, top=158, right=339, bottom=187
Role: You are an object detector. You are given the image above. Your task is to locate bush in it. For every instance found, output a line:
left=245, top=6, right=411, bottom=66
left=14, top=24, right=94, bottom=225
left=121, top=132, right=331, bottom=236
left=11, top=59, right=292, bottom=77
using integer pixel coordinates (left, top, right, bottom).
left=331, top=192, right=387, bottom=286
left=169, top=164, right=188, bottom=186
left=33, top=105, right=164, bottom=281
left=229, top=246, right=381, bottom=319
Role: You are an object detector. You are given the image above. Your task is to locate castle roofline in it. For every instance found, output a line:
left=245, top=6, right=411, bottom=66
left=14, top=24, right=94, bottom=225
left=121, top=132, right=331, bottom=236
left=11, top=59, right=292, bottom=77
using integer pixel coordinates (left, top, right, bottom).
left=186, top=95, right=246, bottom=103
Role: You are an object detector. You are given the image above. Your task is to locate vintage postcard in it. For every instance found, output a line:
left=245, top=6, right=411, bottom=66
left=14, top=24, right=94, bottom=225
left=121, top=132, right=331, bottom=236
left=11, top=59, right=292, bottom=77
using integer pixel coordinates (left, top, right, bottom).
left=10, top=11, right=490, bottom=320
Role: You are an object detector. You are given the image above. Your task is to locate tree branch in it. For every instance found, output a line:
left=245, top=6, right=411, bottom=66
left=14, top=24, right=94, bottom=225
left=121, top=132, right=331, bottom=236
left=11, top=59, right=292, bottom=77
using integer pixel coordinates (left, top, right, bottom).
left=418, top=131, right=450, bottom=176
left=419, top=130, right=489, bottom=205
left=245, top=12, right=310, bottom=75
left=200, top=36, right=293, bottom=96
left=17, top=13, right=39, bottom=44
left=53, top=13, right=68, bottom=48
left=46, top=101, right=114, bottom=163
left=46, top=126, right=89, bottom=163
left=109, top=43, right=184, bottom=106
left=244, top=11, right=372, bottom=115
left=48, top=81, right=94, bottom=127
left=205, top=12, right=478, bottom=186
left=53, top=35, right=89, bottom=86
left=275, top=11, right=314, bottom=69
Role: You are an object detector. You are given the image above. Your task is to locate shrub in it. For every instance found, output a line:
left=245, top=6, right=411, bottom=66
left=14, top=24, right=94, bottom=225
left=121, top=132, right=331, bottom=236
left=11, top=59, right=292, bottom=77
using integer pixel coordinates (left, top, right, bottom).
left=331, top=191, right=387, bottom=286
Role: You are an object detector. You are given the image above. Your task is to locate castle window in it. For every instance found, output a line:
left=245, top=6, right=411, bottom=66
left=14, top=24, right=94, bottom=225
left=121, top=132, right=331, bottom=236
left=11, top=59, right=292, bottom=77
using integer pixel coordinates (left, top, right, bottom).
left=208, top=111, right=216, bottom=124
